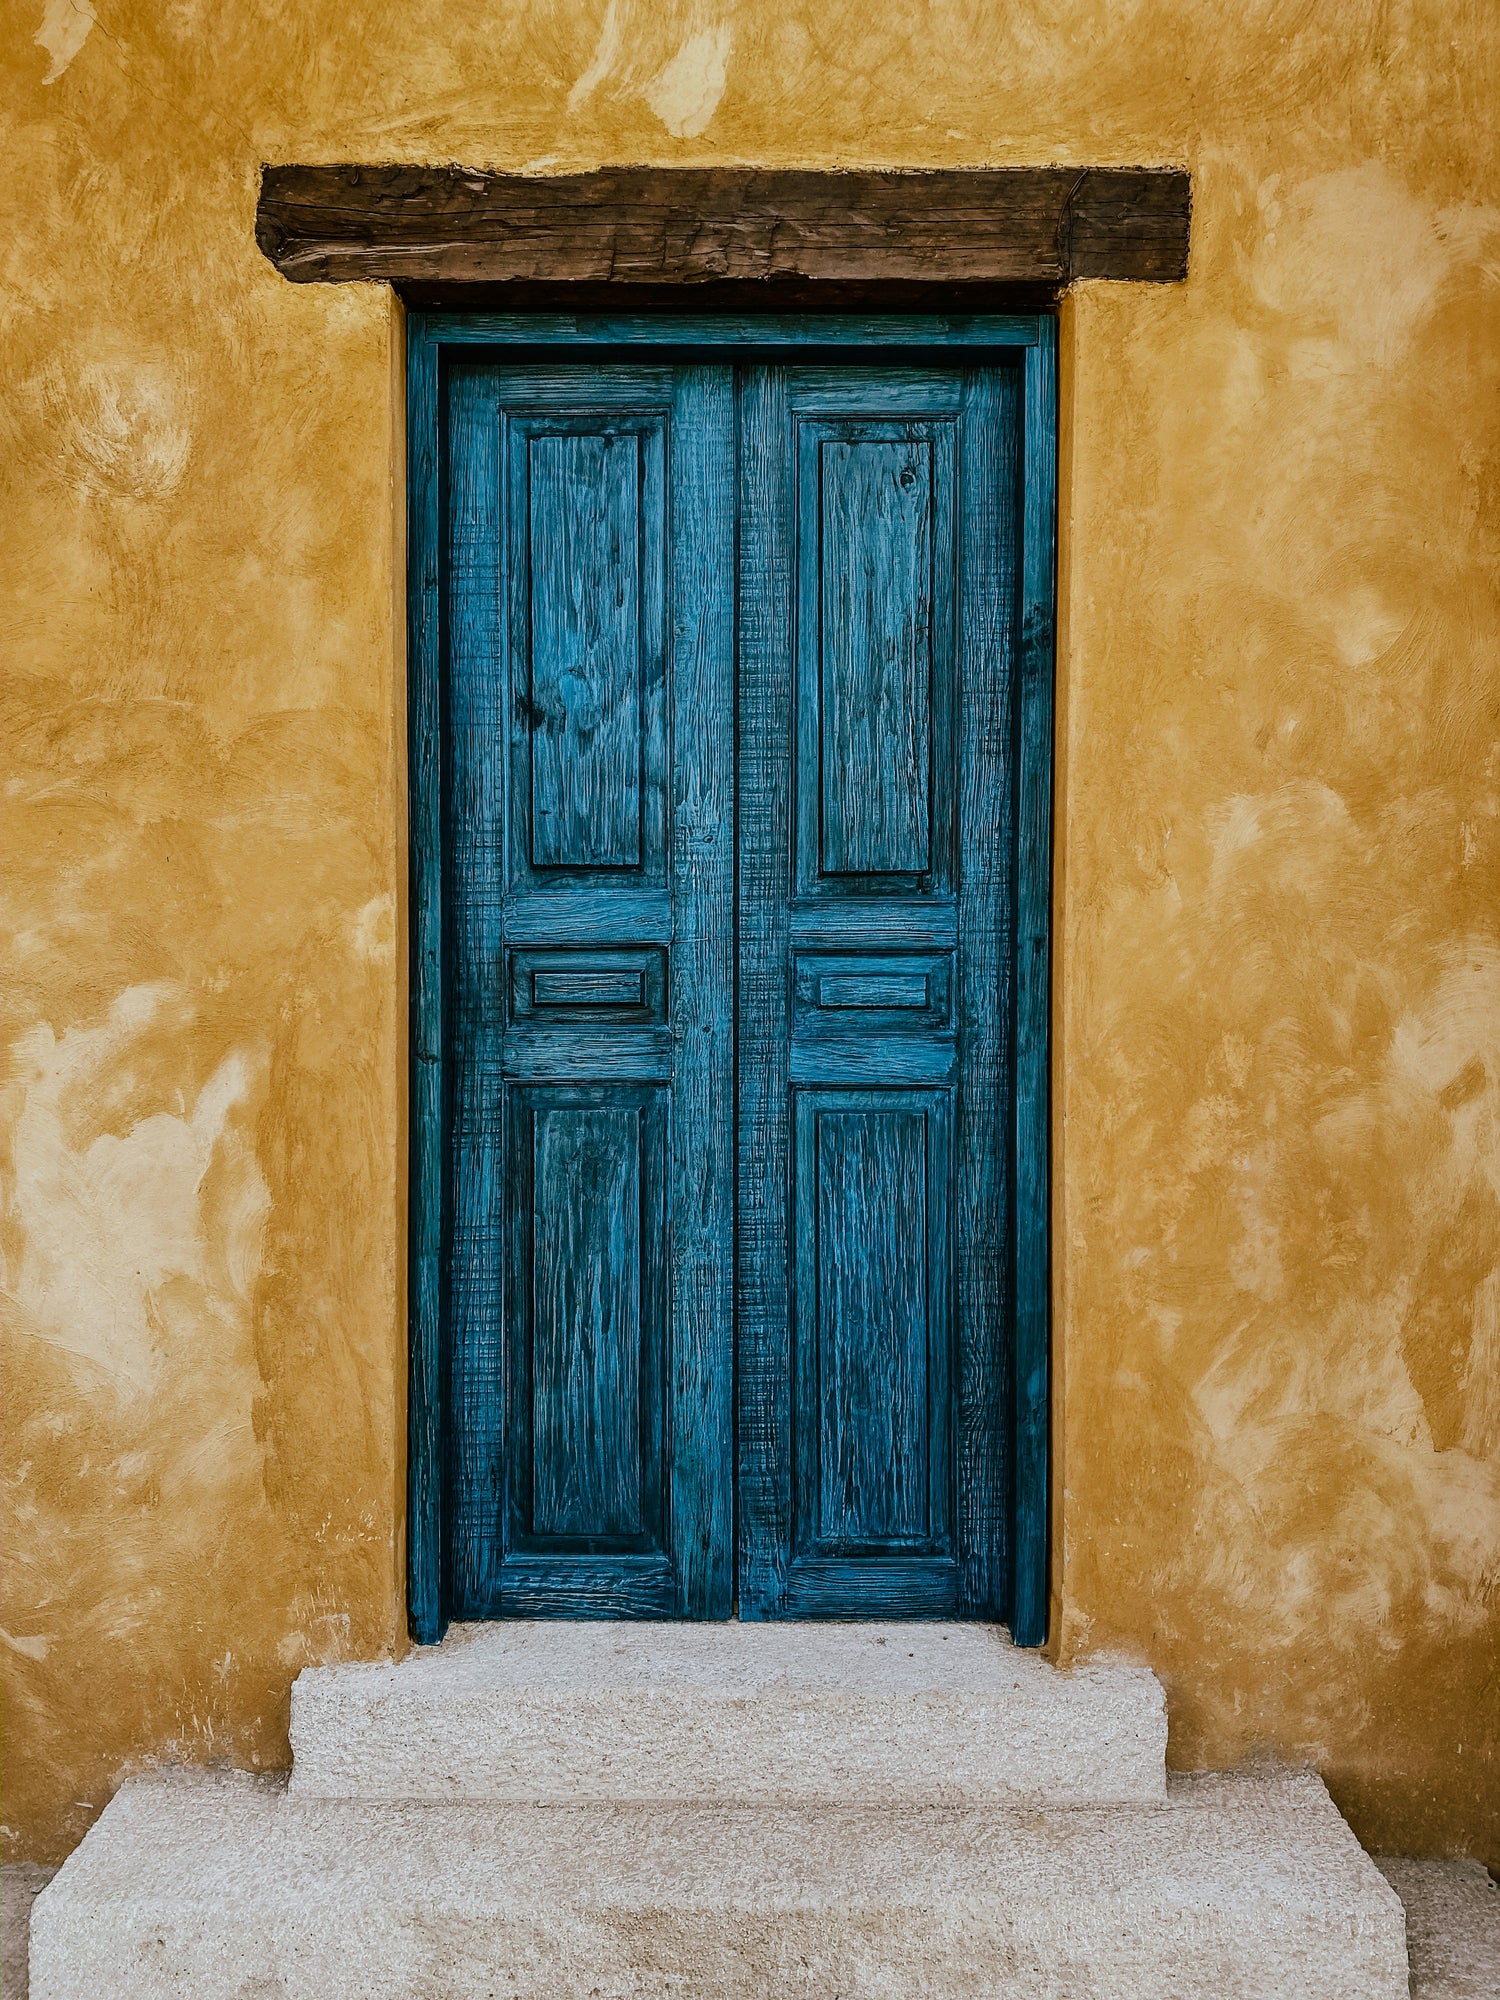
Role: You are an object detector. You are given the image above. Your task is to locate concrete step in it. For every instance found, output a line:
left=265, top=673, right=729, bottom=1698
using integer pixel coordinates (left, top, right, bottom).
left=30, top=1766, right=1408, bottom=2000
left=288, top=1620, right=1168, bottom=1807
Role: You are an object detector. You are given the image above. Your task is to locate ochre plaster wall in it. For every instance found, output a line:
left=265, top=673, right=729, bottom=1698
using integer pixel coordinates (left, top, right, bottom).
left=3, top=1, right=1497, bottom=1867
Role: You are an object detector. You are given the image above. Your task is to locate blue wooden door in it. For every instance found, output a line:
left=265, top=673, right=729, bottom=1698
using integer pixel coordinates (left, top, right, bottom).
left=737, top=365, right=1021, bottom=1619
left=416, top=324, right=1052, bottom=1638
left=442, top=362, right=735, bottom=1617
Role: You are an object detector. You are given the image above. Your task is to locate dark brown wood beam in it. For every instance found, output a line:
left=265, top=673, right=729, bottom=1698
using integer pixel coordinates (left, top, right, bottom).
left=255, top=166, right=1190, bottom=294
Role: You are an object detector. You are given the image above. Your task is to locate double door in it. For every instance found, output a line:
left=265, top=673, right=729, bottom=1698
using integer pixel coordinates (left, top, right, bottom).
left=415, top=333, right=1053, bottom=1636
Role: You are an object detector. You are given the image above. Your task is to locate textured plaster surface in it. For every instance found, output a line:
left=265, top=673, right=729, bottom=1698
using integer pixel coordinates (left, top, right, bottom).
left=3, top=0, right=1498, bottom=1866
left=28, top=1767, right=1409, bottom=2000
left=287, top=1620, right=1169, bottom=1805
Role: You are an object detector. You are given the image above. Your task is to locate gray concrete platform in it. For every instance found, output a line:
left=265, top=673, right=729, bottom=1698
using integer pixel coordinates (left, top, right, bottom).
left=289, top=1620, right=1169, bottom=1807
left=14, top=1817, right=1496, bottom=1998
left=1376, top=1857, right=1500, bottom=2000
left=3, top=1869, right=53, bottom=2000
left=29, top=1765, right=1408, bottom=2000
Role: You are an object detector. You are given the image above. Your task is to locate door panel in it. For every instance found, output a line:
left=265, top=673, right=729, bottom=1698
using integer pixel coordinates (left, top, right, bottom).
left=817, top=439, right=933, bottom=875
left=739, top=364, right=1019, bottom=1619
left=525, top=433, right=647, bottom=869
left=444, top=362, right=734, bottom=1618
left=431, top=344, right=1032, bottom=1629
left=509, top=413, right=667, bottom=884
left=795, top=1089, right=952, bottom=1556
left=796, top=414, right=959, bottom=897
left=507, top=1088, right=666, bottom=1552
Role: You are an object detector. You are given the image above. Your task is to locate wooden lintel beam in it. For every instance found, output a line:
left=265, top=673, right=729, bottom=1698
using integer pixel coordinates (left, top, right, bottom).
left=255, top=165, right=1190, bottom=292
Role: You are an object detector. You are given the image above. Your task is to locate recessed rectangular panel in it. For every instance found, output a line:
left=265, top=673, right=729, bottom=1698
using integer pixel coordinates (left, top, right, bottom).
left=527, top=431, right=644, bottom=869
left=792, top=1088, right=953, bottom=1561
left=814, top=1108, right=927, bottom=1547
left=819, top=972, right=928, bottom=1008
left=507, top=1087, right=667, bottom=1556
left=531, top=1104, right=643, bottom=1538
left=793, top=952, right=953, bottom=1033
left=510, top=948, right=667, bottom=1024
left=820, top=438, right=933, bottom=876
left=792, top=408, right=958, bottom=904
left=535, top=967, right=645, bottom=1007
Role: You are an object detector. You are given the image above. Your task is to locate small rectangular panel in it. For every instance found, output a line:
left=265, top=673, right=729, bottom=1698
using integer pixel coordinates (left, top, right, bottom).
left=536, top=968, right=644, bottom=1007
left=820, top=438, right=933, bottom=876
left=507, top=1087, right=667, bottom=1556
left=528, top=432, right=643, bottom=868
left=510, top=948, right=667, bottom=1024
left=820, top=972, right=927, bottom=1008
left=792, top=1089, right=953, bottom=1560
left=793, top=952, right=953, bottom=1033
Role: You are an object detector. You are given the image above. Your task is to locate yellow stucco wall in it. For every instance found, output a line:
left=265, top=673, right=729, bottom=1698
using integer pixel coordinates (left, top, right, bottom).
left=3, top=1, right=1497, bottom=1867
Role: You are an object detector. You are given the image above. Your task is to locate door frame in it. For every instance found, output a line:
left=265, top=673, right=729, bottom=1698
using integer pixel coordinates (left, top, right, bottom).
left=405, top=312, right=1058, bottom=1646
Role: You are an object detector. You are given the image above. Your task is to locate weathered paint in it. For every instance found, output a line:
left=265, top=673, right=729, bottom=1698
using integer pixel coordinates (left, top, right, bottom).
left=2, top=0, right=1496, bottom=1867
left=733, top=355, right=1035, bottom=1624
left=440, top=357, right=736, bottom=1623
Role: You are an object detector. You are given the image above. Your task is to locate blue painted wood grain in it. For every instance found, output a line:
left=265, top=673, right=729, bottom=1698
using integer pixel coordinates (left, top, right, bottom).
left=793, top=952, right=951, bottom=1032
left=818, top=971, right=928, bottom=1009
left=503, top=889, right=673, bottom=945
left=734, top=359, right=797, bottom=1620
left=506, top=406, right=667, bottom=892
left=951, top=363, right=1020, bottom=1621
left=794, top=391, right=959, bottom=902
left=441, top=361, right=735, bottom=1620
left=1010, top=320, right=1059, bottom=1648
left=526, top=432, right=644, bottom=869
left=814, top=1108, right=931, bottom=1549
left=443, top=360, right=508, bottom=1620
left=500, top=1028, right=675, bottom=1081
left=512, top=949, right=664, bottom=1022
left=738, top=362, right=1021, bottom=1623
left=405, top=319, right=446, bottom=1644
left=506, top=1086, right=666, bottom=1558
left=796, top=1096, right=951, bottom=1554
left=408, top=315, right=1057, bottom=1643
left=529, top=1103, right=646, bottom=1539
left=818, top=437, right=933, bottom=876
left=533, top=968, right=646, bottom=1008
left=661, top=362, right=737, bottom=1623
left=428, top=313, right=1039, bottom=349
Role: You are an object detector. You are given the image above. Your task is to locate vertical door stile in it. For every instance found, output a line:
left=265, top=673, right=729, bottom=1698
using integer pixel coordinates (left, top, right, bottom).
left=445, top=361, right=507, bottom=1617
left=1011, top=322, right=1059, bottom=1646
left=407, top=319, right=446, bottom=1646
left=736, top=365, right=796, bottom=1616
left=667, top=365, right=737, bottom=1617
left=953, top=367, right=1020, bottom=1618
